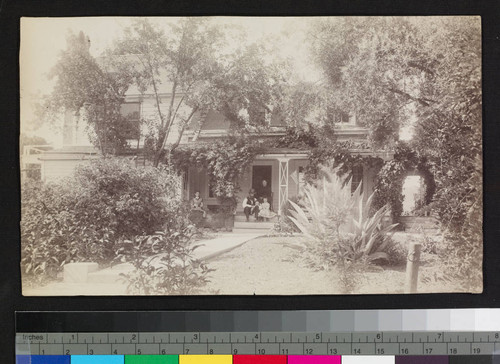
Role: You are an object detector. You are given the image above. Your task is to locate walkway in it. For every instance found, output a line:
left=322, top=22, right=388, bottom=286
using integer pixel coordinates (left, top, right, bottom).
left=22, top=231, right=267, bottom=296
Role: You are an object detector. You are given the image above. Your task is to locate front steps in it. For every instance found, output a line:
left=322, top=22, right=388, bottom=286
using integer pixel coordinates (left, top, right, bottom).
left=233, top=213, right=276, bottom=232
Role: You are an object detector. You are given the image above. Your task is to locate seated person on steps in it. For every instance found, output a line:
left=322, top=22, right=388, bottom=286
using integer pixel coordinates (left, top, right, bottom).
left=259, top=197, right=276, bottom=221
left=191, top=191, right=206, bottom=217
left=189, top=191, right=206, bottom=228
left=257, top=179, right=273, bottom=210
left=242, top=188, right=259, bottom=222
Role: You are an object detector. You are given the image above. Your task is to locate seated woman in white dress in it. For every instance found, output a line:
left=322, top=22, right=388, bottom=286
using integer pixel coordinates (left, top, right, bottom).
left=258, top=197, right=276, bottom=221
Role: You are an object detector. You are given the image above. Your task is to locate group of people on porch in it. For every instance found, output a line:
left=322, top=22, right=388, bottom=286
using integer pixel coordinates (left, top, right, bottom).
left=241, top=180, right=276, bottom=221
left=189, top=179, right=276, bottom=225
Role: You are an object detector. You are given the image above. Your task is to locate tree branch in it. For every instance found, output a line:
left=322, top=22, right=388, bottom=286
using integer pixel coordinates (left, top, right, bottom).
left=386, top=87, right=435, bottom=107
left=407, top=61, right=435, bottom=76
left=171, top=107, right=198, bottom=152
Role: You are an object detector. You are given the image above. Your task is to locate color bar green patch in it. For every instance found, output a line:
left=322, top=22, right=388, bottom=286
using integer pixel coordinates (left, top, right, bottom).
left=124, top=355, right=179, bottom=364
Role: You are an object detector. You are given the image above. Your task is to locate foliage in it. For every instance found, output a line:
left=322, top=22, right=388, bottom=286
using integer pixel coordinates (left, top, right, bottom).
left=273, top=123, right=320, bottom=149
left=421, top=160, right=482, bottom=292
left=20, top=158, right=183, bottom=283
left=21, top=180, right=94, bottom=284
left=113, top=18, right=286, bottom=166
left=172, top=136, right=263, bottom=198
left=310, top=17, right=482, bottom=289
left=287, top=165, right=398, bottom=293
left=273, top=81, right=322, bottom=128
left=274, top=124, right=384, bottom=185
left=115, top=219, right=212, bottom=295
left=39, top=31, right=135, bottom=154
left=309, top=18, right=419, bottom=146
left=413, top=19, right=482, bottom=289
left=372, top=142, right=435, bottom=221
left=113, top=18, right=224, bottom=166
left=270, top=199, right=302, bottom=237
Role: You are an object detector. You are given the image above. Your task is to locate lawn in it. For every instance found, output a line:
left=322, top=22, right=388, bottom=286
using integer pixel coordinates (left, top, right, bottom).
left=198, top=234, right=456, bottom=295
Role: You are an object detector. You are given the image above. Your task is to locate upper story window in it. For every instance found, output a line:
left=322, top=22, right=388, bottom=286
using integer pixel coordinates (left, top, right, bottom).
left=120, top=102, right=141, bottom=139
left=335, top=111, right=350, bottom=124
left=325, top=106, right=354, bottom=126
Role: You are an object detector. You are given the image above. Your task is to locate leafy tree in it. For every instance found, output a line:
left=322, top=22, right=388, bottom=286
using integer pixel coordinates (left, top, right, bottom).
left=310, top=17, right=427, bottom=146
left=311, top=17, right=482, bottom=289
left=113, top=18, right=286, bottom=166
left=39, top=31, right=135, bottom=154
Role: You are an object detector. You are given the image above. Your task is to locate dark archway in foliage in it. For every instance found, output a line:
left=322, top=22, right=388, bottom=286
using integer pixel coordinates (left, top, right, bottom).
left=372, top=143, right=436, bottom=222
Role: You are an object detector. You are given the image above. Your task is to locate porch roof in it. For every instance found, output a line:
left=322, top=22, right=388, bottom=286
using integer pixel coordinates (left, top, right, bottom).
left=256, top=147, right=309, bottom=160
left=37, top=146, right=100, bottom=161
left=256, top=147, right=393, bottom=160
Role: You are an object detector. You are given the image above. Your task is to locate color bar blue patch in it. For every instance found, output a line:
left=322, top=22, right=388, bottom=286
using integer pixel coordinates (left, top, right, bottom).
left=28, top=356, right=70, bottom=364
left=71, top=355, right=124, bottom=364
left=16, top=356, right=31, bottom=364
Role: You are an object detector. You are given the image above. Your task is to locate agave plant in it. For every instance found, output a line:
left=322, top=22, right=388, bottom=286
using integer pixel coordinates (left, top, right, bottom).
left=288, top=165, right=398, bottom=264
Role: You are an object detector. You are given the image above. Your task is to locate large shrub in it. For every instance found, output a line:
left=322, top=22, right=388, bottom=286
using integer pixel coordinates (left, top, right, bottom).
left=21, top=158, right=183, bottom=283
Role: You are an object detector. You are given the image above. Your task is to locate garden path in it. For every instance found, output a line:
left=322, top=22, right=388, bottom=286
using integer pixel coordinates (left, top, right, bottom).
left=199, top=235, right=455, bottom=295
left=22, top=231, right=264, bottom=296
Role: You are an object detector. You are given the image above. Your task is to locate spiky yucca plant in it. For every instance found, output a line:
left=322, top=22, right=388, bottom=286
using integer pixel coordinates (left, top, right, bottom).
left=288, top=165, right=398, bottom=264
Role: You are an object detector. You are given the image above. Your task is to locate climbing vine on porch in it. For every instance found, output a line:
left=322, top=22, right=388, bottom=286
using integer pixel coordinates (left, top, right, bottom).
left=273, top=126, right=437, bottom=222
left=274, top=125, right=384, bottom=190
left=171, top=136, right=264, bottom=198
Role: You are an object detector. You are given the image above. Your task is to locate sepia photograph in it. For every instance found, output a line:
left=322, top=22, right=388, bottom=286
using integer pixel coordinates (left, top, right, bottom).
left=20, top=16, right=482, bottom=296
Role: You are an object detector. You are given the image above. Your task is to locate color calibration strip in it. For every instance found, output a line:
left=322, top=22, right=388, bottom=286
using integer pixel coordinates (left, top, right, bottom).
left=15, top=309, right=500, bottom=333
left=14, top=355, right=500, bottom=364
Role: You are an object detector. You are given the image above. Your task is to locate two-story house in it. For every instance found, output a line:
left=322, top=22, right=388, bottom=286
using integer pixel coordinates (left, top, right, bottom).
left=35, top=75, right=392, bottom=220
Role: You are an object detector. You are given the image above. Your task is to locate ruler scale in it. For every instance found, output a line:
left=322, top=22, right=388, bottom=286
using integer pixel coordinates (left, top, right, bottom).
left=16, top=331, right=500, bottom=356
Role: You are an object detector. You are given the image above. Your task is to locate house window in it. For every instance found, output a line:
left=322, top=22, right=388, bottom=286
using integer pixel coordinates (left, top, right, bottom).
left=325, top=106, right=351, bottom=125
left=351, top=165, right=363, bottom=193
left=120, top=102, right=141, bottom=139
left=336, top=111, right=350, bottom=124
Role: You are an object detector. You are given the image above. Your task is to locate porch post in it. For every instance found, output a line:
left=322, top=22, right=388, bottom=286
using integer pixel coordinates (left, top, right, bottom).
left=278, top=158, right=290, bottom=216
